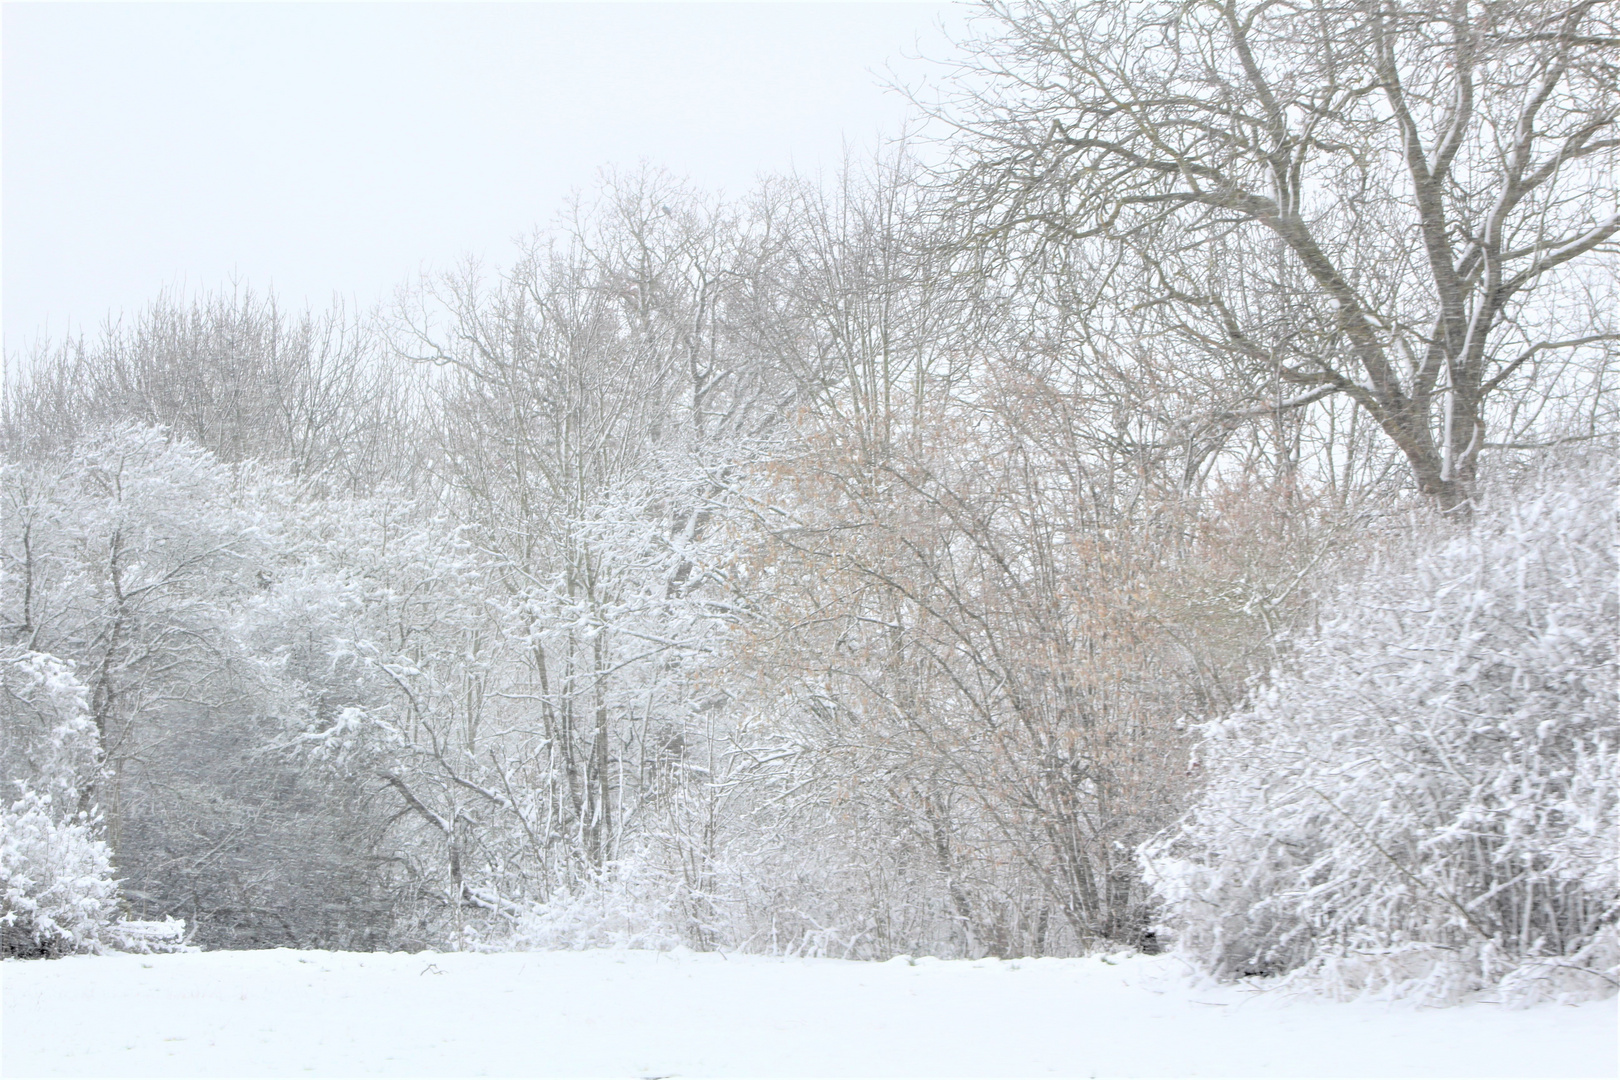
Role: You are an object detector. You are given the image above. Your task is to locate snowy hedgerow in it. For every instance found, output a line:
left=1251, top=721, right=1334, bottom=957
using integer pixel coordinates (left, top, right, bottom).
left=1143, top=457, right=1618, bottom=1005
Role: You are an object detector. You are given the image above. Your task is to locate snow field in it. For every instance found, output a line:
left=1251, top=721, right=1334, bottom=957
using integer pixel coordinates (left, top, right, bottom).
left=3, top=948, right=1614, bottom=1077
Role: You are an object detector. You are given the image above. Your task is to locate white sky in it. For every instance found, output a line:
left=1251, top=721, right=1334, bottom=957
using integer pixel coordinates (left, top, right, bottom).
left=2, top=2, right=967, bottom=357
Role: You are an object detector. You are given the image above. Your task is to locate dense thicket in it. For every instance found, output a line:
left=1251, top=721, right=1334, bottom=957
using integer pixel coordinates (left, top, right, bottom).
left=1145, top=455, right=1617, bottom=1004
left=3, top=1, right=1614, bottom=1004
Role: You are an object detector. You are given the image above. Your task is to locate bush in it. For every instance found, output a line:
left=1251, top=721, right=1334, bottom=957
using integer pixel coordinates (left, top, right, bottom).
left=1143, top=458, right=1618, bottom=1005
left=0, top=788, right=120, bottom=957
left=452, top=852, right=689, bottom=953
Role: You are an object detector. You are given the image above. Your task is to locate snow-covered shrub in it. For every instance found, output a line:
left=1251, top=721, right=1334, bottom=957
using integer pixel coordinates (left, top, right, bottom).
left=463, top=852, right=688, bottom=953
left=106, top=917, right=190, bottom=953
left=0, top=788, right=120, bottom=957
left=1143, top=457, right=1618, bottom=1005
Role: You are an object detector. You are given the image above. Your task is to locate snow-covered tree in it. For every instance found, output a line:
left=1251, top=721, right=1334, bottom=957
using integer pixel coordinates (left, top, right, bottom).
left=0, top=647, right=186, bottom=956
left=382, top=174, right=788, bottom=947
left=3, top=425, right=408, bottom=948
left=4, top=288, right=410, bottom=493
left=0, top=647, right=115, bottom=956
left=1144, top=454, right=1618, bottom=1004
left=0, top=648, right=99, bottom=812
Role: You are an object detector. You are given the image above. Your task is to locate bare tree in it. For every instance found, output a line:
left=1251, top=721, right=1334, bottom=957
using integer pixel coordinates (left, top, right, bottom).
left=393, top=172, right=777, bottom=904
left=4, top=288, right=408, bottom=493
left=938, top=0, right=1618, bottom=508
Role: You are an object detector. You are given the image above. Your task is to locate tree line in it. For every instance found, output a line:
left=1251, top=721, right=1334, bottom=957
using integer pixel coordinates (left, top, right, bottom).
left=4, top=0, right=1614, bottom=1003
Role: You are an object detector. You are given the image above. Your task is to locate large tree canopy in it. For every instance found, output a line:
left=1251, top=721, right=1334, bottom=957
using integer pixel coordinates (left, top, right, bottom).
left=940, top=0, right=1618, bottom=507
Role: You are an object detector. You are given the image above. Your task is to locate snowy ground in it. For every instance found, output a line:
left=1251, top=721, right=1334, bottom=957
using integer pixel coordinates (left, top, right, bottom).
left=3, top=948, right=1614, bottom=1078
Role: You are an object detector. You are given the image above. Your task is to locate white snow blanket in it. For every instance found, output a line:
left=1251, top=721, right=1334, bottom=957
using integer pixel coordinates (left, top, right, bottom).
left=3, top=948, right=1613, bottom=1077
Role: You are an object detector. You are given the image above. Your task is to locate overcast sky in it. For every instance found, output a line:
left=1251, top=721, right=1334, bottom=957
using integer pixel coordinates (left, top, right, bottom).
left=2, top=2, right=966, bottom=357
